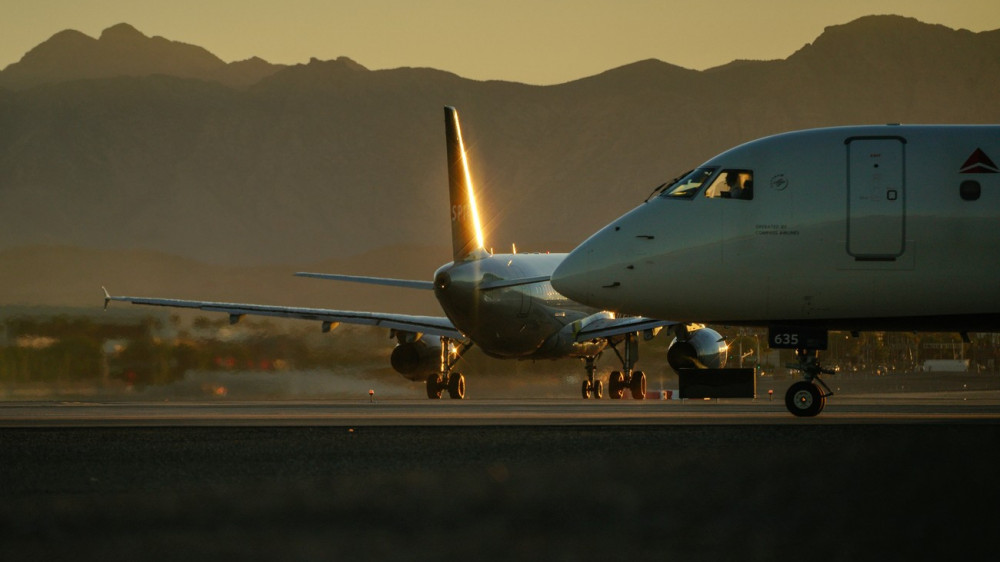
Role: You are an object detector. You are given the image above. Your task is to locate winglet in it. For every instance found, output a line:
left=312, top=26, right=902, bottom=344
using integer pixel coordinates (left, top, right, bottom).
left=445, top=106, right=488, bottom=261
left=102, top=287, right=112, bottom=311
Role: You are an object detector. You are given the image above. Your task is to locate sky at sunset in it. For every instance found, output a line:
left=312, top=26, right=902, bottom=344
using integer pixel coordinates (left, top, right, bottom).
left=3, top=0, right=1000, bottom=85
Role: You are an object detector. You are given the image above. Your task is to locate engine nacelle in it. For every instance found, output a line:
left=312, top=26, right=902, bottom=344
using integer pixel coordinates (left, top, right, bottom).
left=390, top=340, right=442, bottom=381
left=667, top=327, right=728, bottom=371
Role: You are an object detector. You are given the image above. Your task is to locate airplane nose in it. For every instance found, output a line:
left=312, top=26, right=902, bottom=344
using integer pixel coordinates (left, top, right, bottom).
left=553, top=223, right=635, bottom=311
left=552, top=244, right=601, bottom=305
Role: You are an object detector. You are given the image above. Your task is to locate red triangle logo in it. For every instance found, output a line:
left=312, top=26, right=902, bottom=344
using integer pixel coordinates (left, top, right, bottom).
left=960, top=148, right=999, bottom=173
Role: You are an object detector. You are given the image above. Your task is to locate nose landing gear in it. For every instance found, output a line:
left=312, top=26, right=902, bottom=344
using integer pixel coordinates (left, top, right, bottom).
left=785, top=348, right=834, bottom=417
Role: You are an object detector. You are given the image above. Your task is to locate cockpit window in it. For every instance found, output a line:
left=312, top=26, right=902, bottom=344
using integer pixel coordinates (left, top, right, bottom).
left=705, top=169, right=753, bottom=200
left=658, top=167, right=717, bottom=199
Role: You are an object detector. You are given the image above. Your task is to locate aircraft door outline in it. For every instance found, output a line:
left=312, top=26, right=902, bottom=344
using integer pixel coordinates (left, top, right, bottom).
left=846, top=136, right=906, bottom=260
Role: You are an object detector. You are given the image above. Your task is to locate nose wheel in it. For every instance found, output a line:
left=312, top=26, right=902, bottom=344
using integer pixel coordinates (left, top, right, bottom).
left=784, top=348, right=834, bottom=417
left=785, top=380, right=826, bottom=417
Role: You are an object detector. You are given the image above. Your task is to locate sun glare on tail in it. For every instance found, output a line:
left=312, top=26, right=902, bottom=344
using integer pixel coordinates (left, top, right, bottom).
left=451, top=110, right=485, bottom=251
left=445, top=107, right=489, bottom=261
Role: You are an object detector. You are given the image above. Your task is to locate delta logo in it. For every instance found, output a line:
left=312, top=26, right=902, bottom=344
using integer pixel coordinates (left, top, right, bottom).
left=960, top=148, right=999, bottom=174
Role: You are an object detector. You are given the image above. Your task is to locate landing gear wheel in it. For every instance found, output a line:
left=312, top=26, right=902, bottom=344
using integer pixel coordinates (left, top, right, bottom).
left=581, top=379, right=604, bottom=399
left=448, top=372, right=466, bottom=399
left=608, top=371, right=625, bottom=400
left=426, top=374, right=443, bottom=399
left=630, top=370, right=647, bottom=400
left=785, top=380, right=825, bottom=417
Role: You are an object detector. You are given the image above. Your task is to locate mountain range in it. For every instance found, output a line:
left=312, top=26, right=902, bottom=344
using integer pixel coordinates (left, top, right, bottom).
left=1, top=16, right=998, bottom=308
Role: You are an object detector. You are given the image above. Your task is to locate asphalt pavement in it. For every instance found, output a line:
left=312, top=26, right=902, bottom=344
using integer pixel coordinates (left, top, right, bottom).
left=1, top=400, right=999, bottom=561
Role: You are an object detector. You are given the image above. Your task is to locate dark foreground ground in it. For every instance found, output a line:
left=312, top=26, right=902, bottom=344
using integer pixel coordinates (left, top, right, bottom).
left=2, top=423, right=999, bottom=561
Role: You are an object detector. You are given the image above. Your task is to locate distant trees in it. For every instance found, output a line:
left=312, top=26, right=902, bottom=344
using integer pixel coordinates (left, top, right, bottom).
left=0, top=316, right=127, bottom=387
left=0, top=313, right=389, bottom=394
left=1, top=312, right=997, bottom=398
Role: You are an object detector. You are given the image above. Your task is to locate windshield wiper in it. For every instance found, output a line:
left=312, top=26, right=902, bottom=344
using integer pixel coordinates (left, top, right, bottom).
left=644, top=169, right=692, bottom=202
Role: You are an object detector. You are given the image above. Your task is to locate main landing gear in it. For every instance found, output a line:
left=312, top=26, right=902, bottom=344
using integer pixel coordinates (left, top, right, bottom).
left=427, top=336, right=472, bottom=399
left=785, top=348, right=835, bottom=417
left=581, top=356, right=604, bottom=399
left=581, top=332, right=646, bottom=400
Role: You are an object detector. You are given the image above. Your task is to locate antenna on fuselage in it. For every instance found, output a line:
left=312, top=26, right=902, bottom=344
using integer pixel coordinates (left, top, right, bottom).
left=444, top=106, right=487, bottom=262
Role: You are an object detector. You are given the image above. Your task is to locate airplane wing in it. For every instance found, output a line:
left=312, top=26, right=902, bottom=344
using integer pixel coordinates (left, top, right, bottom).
left=102, top=289, right=463, bottom=339
left=295, top=271, right=551, bottom=291
left=572, top=315, right=677, bottom=341
left=294, top=272, right=435, bottom=290
left=478, top=275, right=553, bottom=290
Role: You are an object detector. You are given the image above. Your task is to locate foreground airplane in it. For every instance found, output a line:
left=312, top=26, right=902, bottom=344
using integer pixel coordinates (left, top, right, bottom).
left=552, top=124, right=1000, bottom=416
left=105, top=107, right=729, bottom=399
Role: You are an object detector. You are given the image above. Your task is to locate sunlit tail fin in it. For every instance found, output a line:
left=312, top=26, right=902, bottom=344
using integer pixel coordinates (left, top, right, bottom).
left=444, top=106, right=487, bottom=261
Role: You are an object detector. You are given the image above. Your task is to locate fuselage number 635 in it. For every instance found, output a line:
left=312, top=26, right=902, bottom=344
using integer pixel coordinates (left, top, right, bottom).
left=768, top=326, right=829, bottom=350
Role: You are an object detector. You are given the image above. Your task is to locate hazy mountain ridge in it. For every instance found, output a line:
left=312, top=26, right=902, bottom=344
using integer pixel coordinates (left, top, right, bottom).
left=0, top=23, right=286, bottom=89
left=1, top=15, right=999, bottom=305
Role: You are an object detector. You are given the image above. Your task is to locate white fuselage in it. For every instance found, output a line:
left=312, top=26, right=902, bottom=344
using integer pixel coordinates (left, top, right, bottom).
left=553, top=125, right=1000, bottom=330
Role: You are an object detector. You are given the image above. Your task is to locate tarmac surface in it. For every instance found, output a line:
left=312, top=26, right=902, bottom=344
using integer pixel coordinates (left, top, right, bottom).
left=4, top=395, right=1000, bottom=426
left=2, top=396, right=999, bottom=560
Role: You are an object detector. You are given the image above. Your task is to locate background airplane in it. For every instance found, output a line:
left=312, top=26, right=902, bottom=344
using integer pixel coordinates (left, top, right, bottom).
left=552, top=124, right=1000, bottom=415
left=105, top=107, right=730, bottom=399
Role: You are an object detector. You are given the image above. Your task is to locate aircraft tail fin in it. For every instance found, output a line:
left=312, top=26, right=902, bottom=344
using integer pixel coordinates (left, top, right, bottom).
left=444, top=106, right=487, bottom=262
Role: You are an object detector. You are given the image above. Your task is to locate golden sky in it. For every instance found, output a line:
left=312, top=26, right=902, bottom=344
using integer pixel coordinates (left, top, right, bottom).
left=3, top=0, right=1000, bottom=85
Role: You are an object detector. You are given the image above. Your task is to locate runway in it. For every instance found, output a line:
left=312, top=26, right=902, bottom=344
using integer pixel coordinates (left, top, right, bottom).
left=3, top=393, right=1000, bottom=427
left=3, top=397, right=999, bottom=560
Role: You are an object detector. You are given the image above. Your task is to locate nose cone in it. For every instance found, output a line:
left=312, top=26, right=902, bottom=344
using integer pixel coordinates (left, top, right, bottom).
left=550, top=248, right=590, bottom=303
left=551, top=229, right=623, bottom=310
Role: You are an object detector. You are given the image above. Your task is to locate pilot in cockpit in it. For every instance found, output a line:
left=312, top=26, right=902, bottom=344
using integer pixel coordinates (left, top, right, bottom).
left=726, top=173, right=743, bottom=198
left=705, top=170, right=754, bottom=200
left=725, top=172, right=753, bottom=200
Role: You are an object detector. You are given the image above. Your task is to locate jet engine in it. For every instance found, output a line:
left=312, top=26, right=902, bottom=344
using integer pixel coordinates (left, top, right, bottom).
left=666, top=326, right=728, bottom=371
left=390, top=340, right=442, bottom=381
